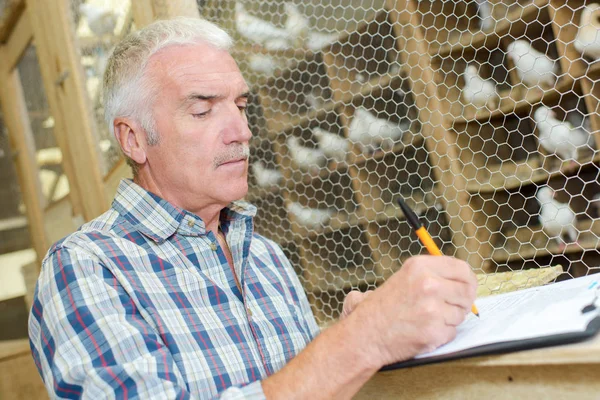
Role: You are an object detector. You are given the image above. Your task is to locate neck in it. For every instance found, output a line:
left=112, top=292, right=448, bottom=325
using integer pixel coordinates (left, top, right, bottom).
left=134, top=172, right=225, bottom=236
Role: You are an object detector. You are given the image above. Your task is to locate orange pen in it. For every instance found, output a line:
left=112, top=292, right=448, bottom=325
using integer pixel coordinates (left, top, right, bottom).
left=396, top=197, right=480, bottom=317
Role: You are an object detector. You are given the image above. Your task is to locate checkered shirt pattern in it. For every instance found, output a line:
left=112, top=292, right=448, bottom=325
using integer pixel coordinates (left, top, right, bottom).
left=29, top=179, right=320, bottom=399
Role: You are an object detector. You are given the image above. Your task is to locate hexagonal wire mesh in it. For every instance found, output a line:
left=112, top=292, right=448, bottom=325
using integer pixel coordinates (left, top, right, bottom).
left=197, top=0, right=600, bottom=326
left=75, top=0, right=600, bottom=327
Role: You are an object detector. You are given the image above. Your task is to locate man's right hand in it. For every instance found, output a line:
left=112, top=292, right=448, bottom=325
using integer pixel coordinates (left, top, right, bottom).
left=351, top=255, right=478, bottom=367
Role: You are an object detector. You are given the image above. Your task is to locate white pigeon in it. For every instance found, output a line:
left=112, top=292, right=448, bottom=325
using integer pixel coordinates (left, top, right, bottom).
left=348, top=107, right=408, bottom=154
left=536, top=186, right=578, bottom=249
left=462, top=64, right=499, bottom=110
left=248, top=54, right=279, bottom=75
left=286, top=136, right=327, bottom=175
left=304, top=90, right=323, bottom=110
left=534, top=106, right=592, bottom=168
left=235, top=3, right=291, bottom=50
left=286, top=201, right=334, bottom=230
left=506, top=40, right=557, bottom=89
left=312, top=127, right=350, bottom=163
left=284, top=2, right=310, bottom=47
left=251, top=161, right=283, bottom=189
left=574, top=3, right=600, bottom=61
left=475, top=0, right=494, bottom=32
left=79, top=3, right=119, bottom=37
left=306, top=31, right=338, bottom=51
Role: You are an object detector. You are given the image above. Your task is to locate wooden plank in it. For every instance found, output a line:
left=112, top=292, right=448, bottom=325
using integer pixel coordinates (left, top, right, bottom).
left=131, top=0, right=155, bottom=28
left=151, top=0, right=200, bottom=19
left=386, top=0, right=483, bottom=267
left=27, top=0, right=108, bottom=221
left=0, top=0, right=25, bottom=43
left=0, top=216, right=27, bottom=231
left=1, top=4, right=31, bottom=71
left=0, top=64, right=48, bottom=263
left=491, top=218, right=600, bottom=264
left=466, top=151, right=599, bottom=194
left=435, top=0, right=551, bottom=57
left=453, top=72, right=580, bottom=125
left=357, top=363, right=600, bottom=399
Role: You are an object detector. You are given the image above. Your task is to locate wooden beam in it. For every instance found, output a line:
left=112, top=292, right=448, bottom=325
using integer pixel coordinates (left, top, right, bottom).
left=0, top=62, right=48, bottom=263
left=357, top=363, right=600, bottom=399
left=0, top=0, right=25, bottom=44
left=1, top=4, right=31, bottom=71
left=133, top=0, right=200, bottom=29
left=27, top=0, right=108, bottom=221
left=132, top=0, right=155, bottom=28
left=151, top=0, right=200, bottom=19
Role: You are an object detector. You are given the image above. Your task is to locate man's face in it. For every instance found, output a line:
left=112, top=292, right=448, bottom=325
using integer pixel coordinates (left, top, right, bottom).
left=142, top=42, right=252, bottom=212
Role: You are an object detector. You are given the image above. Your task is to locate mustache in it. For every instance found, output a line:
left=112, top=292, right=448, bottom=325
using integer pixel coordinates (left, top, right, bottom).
left=213, top=145, right=250, bottom=168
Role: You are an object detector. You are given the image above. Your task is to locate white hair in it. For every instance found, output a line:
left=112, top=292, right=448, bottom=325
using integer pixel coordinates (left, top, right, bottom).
left=103, top=17, right=233, bottom=170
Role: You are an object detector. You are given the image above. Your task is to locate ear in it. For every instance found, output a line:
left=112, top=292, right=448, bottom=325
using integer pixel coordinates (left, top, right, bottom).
left=113, top=118, right=148, bottom=165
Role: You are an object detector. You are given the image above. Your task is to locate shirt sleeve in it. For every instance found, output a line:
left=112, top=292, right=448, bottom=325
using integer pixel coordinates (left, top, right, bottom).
left=28, top=245, right=266, bottom=400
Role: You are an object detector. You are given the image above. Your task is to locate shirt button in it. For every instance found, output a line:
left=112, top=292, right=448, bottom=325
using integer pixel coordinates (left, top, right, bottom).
left=187, top=220, right=195, bottom=228
left=247, top=307, right=253, bottom=317
left=209, top=242, right=217, bottom=251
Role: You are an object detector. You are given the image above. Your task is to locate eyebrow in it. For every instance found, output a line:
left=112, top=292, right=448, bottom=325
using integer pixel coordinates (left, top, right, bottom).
left=183, top=91, right=250, bottom=106
left=185, top=93, right=220, bottom=102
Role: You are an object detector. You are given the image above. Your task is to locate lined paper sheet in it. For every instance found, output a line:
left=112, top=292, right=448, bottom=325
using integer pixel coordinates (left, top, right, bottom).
left=416, top=274, right=600, bottom=359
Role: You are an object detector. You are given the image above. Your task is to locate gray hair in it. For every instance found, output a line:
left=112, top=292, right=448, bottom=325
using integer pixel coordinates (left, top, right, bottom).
left=103, top=17, right=234, bottom=173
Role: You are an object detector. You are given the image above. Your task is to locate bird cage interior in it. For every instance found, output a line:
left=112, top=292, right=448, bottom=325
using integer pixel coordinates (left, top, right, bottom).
left=203, top=0, right=600, bottom=325
left=1, top=0, right=600, bottom=337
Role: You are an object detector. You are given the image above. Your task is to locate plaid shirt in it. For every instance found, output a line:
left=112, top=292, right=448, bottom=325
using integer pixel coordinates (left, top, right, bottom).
left=29, top=179, right=320, bottom=399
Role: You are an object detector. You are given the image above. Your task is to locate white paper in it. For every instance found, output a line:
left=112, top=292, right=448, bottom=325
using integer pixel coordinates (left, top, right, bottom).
left=416, top=274, right=600, bottom=359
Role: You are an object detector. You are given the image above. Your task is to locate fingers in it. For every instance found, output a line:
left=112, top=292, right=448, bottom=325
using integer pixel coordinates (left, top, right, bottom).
left=442, top=303, right=468, bottom=327
left=425, top=256, right=478, bottom=287
left=405, top=255, right=478, bottom=297
left=440, top=279, right=477, bottom=312
left=341, top=290, right=373, bottom=319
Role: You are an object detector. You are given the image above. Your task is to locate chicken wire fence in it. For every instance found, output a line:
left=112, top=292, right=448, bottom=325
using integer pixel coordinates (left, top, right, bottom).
left=73, top=0, right=600, bottom=326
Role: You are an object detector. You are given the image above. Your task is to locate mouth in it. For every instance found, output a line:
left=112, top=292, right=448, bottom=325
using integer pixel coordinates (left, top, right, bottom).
left=218, top=157, right=248, bottom=167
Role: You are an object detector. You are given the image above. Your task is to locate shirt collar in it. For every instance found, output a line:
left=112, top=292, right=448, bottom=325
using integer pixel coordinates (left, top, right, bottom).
left=112, top=179, right=257, bottom=243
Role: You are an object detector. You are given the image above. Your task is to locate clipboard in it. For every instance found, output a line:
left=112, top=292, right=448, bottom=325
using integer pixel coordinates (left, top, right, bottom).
left=381, top=274, right=600, bottom=371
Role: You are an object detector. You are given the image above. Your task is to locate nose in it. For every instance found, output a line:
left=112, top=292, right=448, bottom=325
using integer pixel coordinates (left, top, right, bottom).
left=221, top=104, right=253, bottom=145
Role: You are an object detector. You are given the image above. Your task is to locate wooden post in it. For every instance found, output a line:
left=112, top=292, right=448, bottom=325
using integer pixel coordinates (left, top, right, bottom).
left=26, top=0, right=108, bottom=221
left=0, top=50, right=48, bottom=263
left=151, top=0, right=201, bottom=19
left=133, top=0, right=200, bottom=28
left=132, top=0, right=156, bottom=28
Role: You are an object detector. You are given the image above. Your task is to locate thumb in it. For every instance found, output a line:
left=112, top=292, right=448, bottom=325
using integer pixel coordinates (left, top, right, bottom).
left=341, top=290, right=373, bottom=319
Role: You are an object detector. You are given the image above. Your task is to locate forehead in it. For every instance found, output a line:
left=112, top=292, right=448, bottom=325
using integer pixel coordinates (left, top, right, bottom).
left=146, top=42, right=248, bottom=95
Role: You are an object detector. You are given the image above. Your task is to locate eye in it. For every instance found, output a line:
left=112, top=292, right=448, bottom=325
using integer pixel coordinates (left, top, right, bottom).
left=192, top=110, right=210, bottom=118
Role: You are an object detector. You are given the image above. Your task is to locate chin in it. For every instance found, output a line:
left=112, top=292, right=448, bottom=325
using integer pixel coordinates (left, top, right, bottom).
left=226, top=179, right=249, bottom=202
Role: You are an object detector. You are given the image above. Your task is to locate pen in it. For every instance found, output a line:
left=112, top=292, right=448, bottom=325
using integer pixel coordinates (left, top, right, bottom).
left=396, top=197, right=480, bottom=318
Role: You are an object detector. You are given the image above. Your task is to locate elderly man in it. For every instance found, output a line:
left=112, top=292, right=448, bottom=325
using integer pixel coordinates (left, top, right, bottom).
left=29, top=17, right=477, bottom=399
